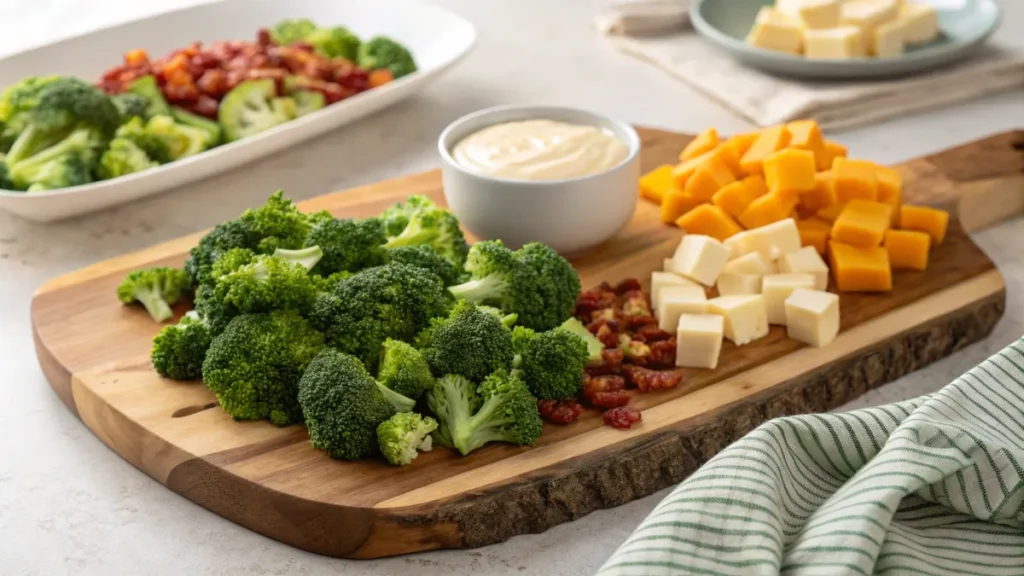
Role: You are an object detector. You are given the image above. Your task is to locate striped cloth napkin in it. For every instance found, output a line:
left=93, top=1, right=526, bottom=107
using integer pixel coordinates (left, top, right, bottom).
left=598, top=337, right=1024, bottom=576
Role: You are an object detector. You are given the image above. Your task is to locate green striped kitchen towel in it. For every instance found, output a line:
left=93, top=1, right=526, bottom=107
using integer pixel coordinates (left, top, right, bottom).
left=598, top=337, right=1024, bottom=576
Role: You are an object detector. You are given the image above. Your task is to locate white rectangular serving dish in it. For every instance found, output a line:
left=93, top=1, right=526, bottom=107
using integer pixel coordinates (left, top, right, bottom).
left=0, top=0, right=476, bottom=222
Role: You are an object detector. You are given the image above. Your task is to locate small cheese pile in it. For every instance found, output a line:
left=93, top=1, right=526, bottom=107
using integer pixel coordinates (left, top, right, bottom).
left=745, top=0, right=939, bottom=59
left=639, top=120, right=950, bottom=295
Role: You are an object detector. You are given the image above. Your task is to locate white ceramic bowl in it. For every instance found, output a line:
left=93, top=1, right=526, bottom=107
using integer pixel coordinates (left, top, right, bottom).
left=438, top=106, right=640, bottom=256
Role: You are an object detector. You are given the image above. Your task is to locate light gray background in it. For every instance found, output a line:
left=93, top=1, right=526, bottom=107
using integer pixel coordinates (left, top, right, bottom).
left=0, top=1, right=1021, bottom=574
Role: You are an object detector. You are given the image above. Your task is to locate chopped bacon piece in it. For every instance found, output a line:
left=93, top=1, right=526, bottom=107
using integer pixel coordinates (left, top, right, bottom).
left=589, top=391, right=631, bottom=408
left=634, top=325, right=673, bottom=343
left=584, top=348, right=624, bottom=377
left=590, top=308, right=616, bottom=322
left=621, top=290, right=653, bottom=317
left=582, top=375, right=631, bottom=408
left=614, top=278, right=643, bottom=295
left=622, top=365, right=684, bottom=392
left=604, top=407, right=642, bottom=429
left=620, top=314, right=658, bottom=330
left=648, top=339, right=677, bottom=369
left=619, top=336, right=652, bottom=365
left=537, top=399, right=583, bottom=425
left=594, top=323, right=619, bottom=349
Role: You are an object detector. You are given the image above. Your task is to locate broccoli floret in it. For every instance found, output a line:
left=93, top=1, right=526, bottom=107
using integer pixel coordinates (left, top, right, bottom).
left=377, top=412, right=437, bottom=466
left=21, top=151, right=93, bottom=192
left=307, top=26, right=361, bottom=60
left=113, top=92, right=151, bottom=122
left=514, top=242, right=580, bottom=331
left=97, top=137, right=158, bottom=180
left=297, top=347, right=397, bottom=460
left=311, top=270, right=352, bottom=293
left=377, top=338, right=435, bottom=400
left=146, top=114, right=213, bottom=160
left=425, top=374, right=476, bottom=449
left=379, top=194, right=436, bottom=236
left=559, top=317, right=605, bottom=365
left=511, top=326, right=586, bottom=400
left=116, top=267, right=192, bottom=323
left=383, top=206, right=469, bottom=267
left=219, top=79, right=296, bottom=142
left=305, top=216, right=388, bottom=276
left=7, top=127, right=100, bottom=190
left=416, top=300, right=515, bottom=382
left=478, top=305, right=519, bottom=328
left=388, top=244, right=464, bottom=286
left=0, top=75, right=61, bottom=123
left=193, top=283, right=238, bottom=336
left=209, top=246, right=322, bottom=314
left=292, top=90, right=325, bottom=117
left=151, top=311, right=213, bottom=380
left=127, top=75, right=172, bottom=118
left=269, top=18, right=318, bottom=46
left=170, top=107, right=222, bottom=147
left=203, top=310, right=325, bottom=426
left=308, top=263, right=453, bottom=369
left=357, top=37, right=418, bottom=79
left=113, top=116, right=171, bottom=163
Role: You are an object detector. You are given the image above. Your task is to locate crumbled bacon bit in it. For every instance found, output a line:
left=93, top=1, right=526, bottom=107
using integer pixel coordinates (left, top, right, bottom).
left=614, top=278, right=643, bottom=295
left=621, top=290, right=652, bottom=317
left=622, top=365, right=685, bottom=392
left=604, top=407, right=642, bottom=429
left=648, top=339, right=678, bottom=369
left=634, top=325, right=672, bottom=343
left=538, top=399, right=583, bottom=425
left=589, top=391, right=631, bottom=409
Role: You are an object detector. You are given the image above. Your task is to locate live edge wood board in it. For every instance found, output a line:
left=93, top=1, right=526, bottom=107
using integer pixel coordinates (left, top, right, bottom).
left=31, top=128, right=1021, bottom=559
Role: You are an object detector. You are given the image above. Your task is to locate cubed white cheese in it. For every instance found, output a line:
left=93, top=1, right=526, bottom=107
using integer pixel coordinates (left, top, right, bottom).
left=670, top=235, right=730, bottom=286
left=651, top=271, right=696, bottom=312
left=899, top=2, right=939, bottom=45
left=724, top=230, right=753, bottom=260
left=717, top=273, right=763, bottom=296
left=785, top=288, right=840, bottom=347
left=777, top=246, right=829, bottom=290
left=841, top=0, right=900, bottom=46
left=676, top=314, right=725, bottom=369
left=746, top=7, right=803, bottom=54
left=663, top=258, right=701, bottom=281
left=788, top=0, right=843, bottom=29
left=873, top=18, right=905, bottom=57
left=804, top=26, right=867, bottom=59
left=743, top=219, right=802, bottom=262
left=657, top=286, right=709, bottom=332
left=708, top=295, right=769, bottom=346
left=762, top=273, right=817, bottom=325
left=722, top=251, right=776, bottom=276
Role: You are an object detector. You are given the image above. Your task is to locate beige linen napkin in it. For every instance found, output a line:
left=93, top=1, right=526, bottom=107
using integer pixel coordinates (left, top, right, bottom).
left=596, top=1, right=1024, bottom=130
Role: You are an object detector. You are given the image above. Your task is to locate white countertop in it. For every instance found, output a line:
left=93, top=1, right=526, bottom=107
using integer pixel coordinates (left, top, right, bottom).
left=1, top=1, right=1021, bottom=574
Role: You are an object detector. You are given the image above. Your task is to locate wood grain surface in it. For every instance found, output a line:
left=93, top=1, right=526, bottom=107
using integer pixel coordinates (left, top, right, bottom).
left=31, top=128, right=1019, bottom=559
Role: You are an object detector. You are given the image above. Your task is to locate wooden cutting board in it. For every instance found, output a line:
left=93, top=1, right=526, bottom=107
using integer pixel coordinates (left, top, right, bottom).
left=32, top=128, right=1021, bottom=559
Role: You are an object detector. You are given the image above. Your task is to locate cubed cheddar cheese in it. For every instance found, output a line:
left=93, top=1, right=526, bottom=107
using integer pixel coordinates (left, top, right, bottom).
left=708, top=295, right=770, bottom=346
left=816, top=201, right=847, bottom=223
left=900, top=2, right=939, bottom=45
left=639, top=164, right=676, bottom=204
left=830, top=199, right=892, bottom=247
left=787, top=120, right=829, bottom=171
left=684, top=154, right=736, bottom=201
left=884, top=229, right=931, bottom=271
left=820, top=140, right=848, bottom=172
left=790, top=0, right=842, bottom=29
left=740, top=125, right=791, bottom=176
left=742, top=218, right=803, bottom=261
left=873, top=18, right=905, bottom=58
left=832, top=157, right=879, bottom=202
left=876, top=165, right=902, bottom=226
left=723, top=251, right=775, bottom=276
left=828, top=241, right=892, bottom=292
left=743, top=175, right=770, bottom=198
left=746, top=7, right=804, bottom=55
left=785, top=288, right=840, bottom=347
left=778, top=245, right=830, bottom=290
left=675, top=314, right=725, bottom=369
left=671, top=149, right=717, bottom=188
left=712, top=181, right=759, bottom=219
left=680, top=128, right=720, bottom=161
left=900, top=204, right=948, bottom=245
left=725, top=132, right=760, bottom=162
left=651, top=270, right=696, bottom=311
left=717, top=273, right=763, bottom=296
left=804, top=26, right=866, bottom=59
left=660, top=191, right=704, bottom=224
left=677, top=204, right=744, bottom=241
left=801, top=171, right=838, bottom=214
left=795, top=217, right=832, bottom=254
left=840, top=0, right=900, bottom=47
left=762, top=273, right=817, bottom=325
left=764, top=148, right=817, bottom=197
left=739, top=191, right=799, bottom=230
left=657, top=285, right=709, bottom=332
left=671, top=234, right=731, bottom=286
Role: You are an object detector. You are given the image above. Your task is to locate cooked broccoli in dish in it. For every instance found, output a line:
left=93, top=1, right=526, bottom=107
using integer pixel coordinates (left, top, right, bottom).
left=357, top=36, right=418, bottom=79
left=208, top=246, right=323, bottom=315
left=417, top=300, right=515, bottom=382
left=151, top=311, right=213, bottom=380
left=112, top=92, right=151, bottom=122
left=297, top=347, right=397, bottom=460
left=170, top=107, right=223, bottom=147
left=388, top=244, right=464, bottom=287
left=383, top=202, right=468, bottom=267
left=218, top=79, right=297, bottom=142
left=116, top=267, right=193, bottom=323
left=269, top=18, right=318, bottom=47
left=0, top=159, right=12, bottom=189
left=511, top=325, right=587, bottom=400
left=202, top=310, right=325, bottom=426
left=0, top=75, right=62, bottom=153
left=304, top=216, right=388, bottom=276
left=292, top=90, right=326, bottom=117
left=377, top=412, right=437, bottom=467
left=127, top=75, right=172, bottom=118
left=305, top=26, right=361, bottom=60
left=111, top=117, right=171, bottom=163
left=146, top=114, right=215, bottom=160
left=559, top=317, right=605, bottom=365
left=376, top=338, right=435, bottom=401
left=97, top=137, right=159, bottom=180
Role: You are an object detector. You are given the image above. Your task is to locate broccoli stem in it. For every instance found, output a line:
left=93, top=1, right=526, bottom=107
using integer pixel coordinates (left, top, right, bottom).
left=453, top=394, right=513, bottom=455
left=6, top=123, right=72, bottom=165
left=447, top=275, right=508, bottom=303
left=272, top=245, right=323, bottom=271
left=382, top=222, right=436, bottom=250
left=135, top=286, right=174, bottom=322
left=376, top=382, right=415, bottom=412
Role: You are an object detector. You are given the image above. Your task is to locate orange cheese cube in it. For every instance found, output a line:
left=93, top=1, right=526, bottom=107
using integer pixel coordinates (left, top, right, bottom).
left=828, top=241, right=892, bottom=293
left=884, top=229, right=931, bottom=271
left=830, top=199, right=893, bottom=247
left=820, top=140, right=848, bottom=171
left=676, top=204, right=744, bottom=241
left=660, top=192, right=705, bottom=224
left=712, top=181, right=758, bottom=219
left=800, top=171, right=838, bottom=214
left=900, top=205, right=949, bottom=245
left=726, top=132, right=760, bottom=160
left=684, top=156, right=736, bottom=201
left=796, top=217, right=832, bottom=254
left=832, top=157, right=879, bottom=202
left=816, top=201, right=847, bottom=223
left=764, top=148, right=817, bottom=198
left=679, top=128, right=720, bottom=161
left=671, top=149, right=716, bottom=188
left=786, top=120, right=828, bottom=172
left=876, top=166, right=902, bottom=226
left=738, top=191, right=799, bottom=230
left=712, top=144, right=745, bottom=178
left=743, top=175, right=769, bottom=198
left=740, top=125, right=791, bottom=176
left=639, top=164, right=676, bottom=204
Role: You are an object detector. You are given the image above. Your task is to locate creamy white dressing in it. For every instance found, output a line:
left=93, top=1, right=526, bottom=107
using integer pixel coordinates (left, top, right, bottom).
left=451, top=119, right=629, bottom=181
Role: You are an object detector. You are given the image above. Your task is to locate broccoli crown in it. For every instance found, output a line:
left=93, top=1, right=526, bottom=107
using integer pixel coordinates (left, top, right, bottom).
left=559, top=317, right=605, bottom=364
left=113, top=92, right=151, bottom=122
left=447, top=240, right=542, bottom=322
left=388, top=244, right=464, bottom=286
left=306, top=26, right=361, bottom=60
left=269, top=18, right=318, bottom=46
left=514, top=242, right=580, bottom=331
left=209, top=246, right=321, bottom=315
left=417, top=300, right=515, bottom=382
left=309, top=263, right=452, bottom=369
left=511, top=326, right=587, bottom=400
left=31, top=77, right=121, bottom=138
left=433, top=368, right=541, bottom=456
left=203, top=310, right=325, bottom=426
left=377, top=338, right=435, bottom=400
left=8, top=127, right=101, bottom=190
left=114, top=117, right=171, bottom=163
left=311, top=270, right=352, bottom=293
left=193, top=282, right=238, bottom=336
left=0, top=75, right=61, bottom=123
left=145, top=114, right=211, bottom=159
left=377, top=412, right=437, bottom=466
left=426, top=373, right=479, bottom=449
left=128, top=75, right=172, bottom=118
left=297, top=347, right=396, bottom=460
left=384, top=206, right=469, bottom=267
left=357, top=37, right=418, bottom=78
left=379, top=194, right=436, bottom=236
left=218, top=80, right=296, bottom=142
left=22, top=151, right=94, bottom=192
left=116, top=267, right=192, bottom=323
left=305, top=216, right=388, bottom=276
left=478, top=305, right=519, bottom=328
left=151, top=311, right=213, bottom=380
left=97, top=137, right=158, bottom=180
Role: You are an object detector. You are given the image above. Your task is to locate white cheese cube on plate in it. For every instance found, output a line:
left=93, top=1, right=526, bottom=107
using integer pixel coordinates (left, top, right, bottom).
left=743, top=219, right=802, bottom=262
left=722, top=251, right=775, bottom=276
left=651, top=271, right=696, bottom=312
left=671, top=235, right=730, bottom=286
left=663, top=258, right=701, bottom=282
left=676, top=314, right=724, bottom=369
left=899, top=2, right=939, bottom=45
left=788, top=0, right=843, bottom=29
left=763, top=273, right=817, bottom=325
left=717, top=273, right=763, bottom=296
left=873, top=18, right=905, bottom=57
left=841, top=0, right=900, bottom=45
left=746, top=7, right=803, bottom=54
left=657, top=286, right=709, bottom=332
left=708, top=295, right=769, bottom=346
left=785, top=288, right=840, bottom=347
left=778, top=246, right=829, bottom=290
left=724, top=231, right=753, bottom=260
left=804, top=26, right=867, bottom=59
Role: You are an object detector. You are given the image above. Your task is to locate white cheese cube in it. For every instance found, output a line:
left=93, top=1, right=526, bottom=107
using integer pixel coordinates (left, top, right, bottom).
left=873, top=18, right=905, bottom=57
left=717, top=273, right=763, bottom=296
left=722, top=251, right=775, bottom=276
left=676, top=314, right=724, bottom=369
left=762, top=273, right=817, bottom=325
left=651, top=271, right=696, bottom=312
left=899, top=2, right=939, bottom=45
left=657, top=286, right=709, bottom=332
left=671, top=235, right=730, bottom=286
left=663, top=258, right=701, bottom=282
left=746, top=7, right=803, bottom=54
left=792, top=0, right=843, bottom=29
left=708, top=295, right=769, bottom=346
left=724, top=231, right=753, bottom=260
left=804, top=26, right=867, bottom=59
left=785, top=288, right=840, bottom=347
left=743, top=219, right=802, bottom=262
left=841, top=0, right=900, bottom=46
left=777, top=246, right=829, bottom=290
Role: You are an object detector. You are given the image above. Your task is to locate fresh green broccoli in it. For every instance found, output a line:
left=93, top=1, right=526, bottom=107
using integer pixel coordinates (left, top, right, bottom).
left=170, top=107, right=223, bottom=147
left=0, top=75, right=61, bottom=123
left=292, top=91, right=325, bottom=117
left=416, top=300, right=515, bottom=382
left=97, top=137, right=158, bottom=180
left=151, top=311, right=213, bottom=380
left=218, top=79, right=297, bottom=142
left=146, top=114, right=214, bottom=160
left=269, top=18, right=318, bottom=46
left=203, top=310, right=325, bottom=426
left=112, top=92, right=151, bottom=122
left=559, top=317, right=605, bottom=365
left=305, top=216, right=388, bottom=276
left=7, top=127, right=100, bottom=190
left=297, top=347, right=397, bottom=460
left=383, top=205, right=469, bottom=267
left=377, top=412, right=437, bottom=466
left=127, top=75, right=172, bottom=118
left=511, top=326, right=587, bottom=400
left=311, top=270, right=352, bottom=293
left=428, top=368, right=541, bottom=456
left=379, top=194, right=436, bottom=236
left=112, top=117, right=171, bottom=163
left=478, top=305, right=519, bottom=328
left=209, top=246, right=322, bottom=314
left=377, top=338, right=435, bottom=400
left=306, top=26, right=361, bottom=60
left=513, top=242, right=581, bottom=331
left=357, top=37, right=418, bottom=79
left=193, top=282, right=238, bottom=336
left=116, top=267, right=192, bottom=323
left=308, top=263, right=453, bottom=369
left=388, top=244, right=464, bottom=286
